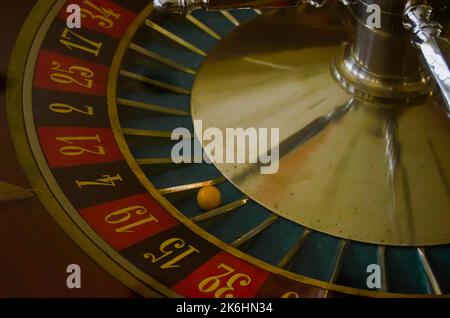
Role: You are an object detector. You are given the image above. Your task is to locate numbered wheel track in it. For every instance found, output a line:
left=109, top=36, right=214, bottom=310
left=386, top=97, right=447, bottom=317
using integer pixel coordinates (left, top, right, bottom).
left=7, top=0, right=450, bottom=297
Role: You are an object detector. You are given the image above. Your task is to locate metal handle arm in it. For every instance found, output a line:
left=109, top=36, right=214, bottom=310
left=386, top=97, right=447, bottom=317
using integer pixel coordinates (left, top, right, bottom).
left=404, top=1, right=450, bottom=117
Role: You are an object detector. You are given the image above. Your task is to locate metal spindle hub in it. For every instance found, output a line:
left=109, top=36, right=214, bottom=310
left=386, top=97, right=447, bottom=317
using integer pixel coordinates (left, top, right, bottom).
left=157, top=0, right=450, bottom=245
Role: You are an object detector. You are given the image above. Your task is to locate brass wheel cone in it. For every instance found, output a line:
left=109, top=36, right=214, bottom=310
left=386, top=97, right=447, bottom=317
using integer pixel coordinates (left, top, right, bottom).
left=192, top=7, right=450, bottom=246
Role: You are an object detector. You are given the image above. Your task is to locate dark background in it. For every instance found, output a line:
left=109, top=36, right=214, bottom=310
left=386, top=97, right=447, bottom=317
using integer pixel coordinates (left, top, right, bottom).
left=0, top=0, right=137, bottom=297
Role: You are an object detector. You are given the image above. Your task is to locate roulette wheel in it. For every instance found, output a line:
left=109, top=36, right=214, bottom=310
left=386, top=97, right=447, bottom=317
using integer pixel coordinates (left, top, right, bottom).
left=1, top=0, right=450, bottom=298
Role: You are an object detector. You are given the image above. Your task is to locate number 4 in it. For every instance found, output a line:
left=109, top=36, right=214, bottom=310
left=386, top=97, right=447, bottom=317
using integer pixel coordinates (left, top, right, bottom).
left=76, top=174, right=123, bottom=188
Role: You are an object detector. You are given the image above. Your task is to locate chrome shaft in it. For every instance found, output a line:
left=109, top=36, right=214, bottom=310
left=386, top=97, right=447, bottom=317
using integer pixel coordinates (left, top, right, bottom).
left=404, top=1, right=450, bottom=116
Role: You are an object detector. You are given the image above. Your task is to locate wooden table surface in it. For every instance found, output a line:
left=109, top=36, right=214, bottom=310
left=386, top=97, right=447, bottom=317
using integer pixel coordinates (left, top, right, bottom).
left=0, top=0, right=138, bottom=298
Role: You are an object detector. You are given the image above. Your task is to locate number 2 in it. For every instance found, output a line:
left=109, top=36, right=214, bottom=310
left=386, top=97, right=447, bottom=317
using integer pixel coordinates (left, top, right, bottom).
left=49, top=103, right=94, bottom=116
